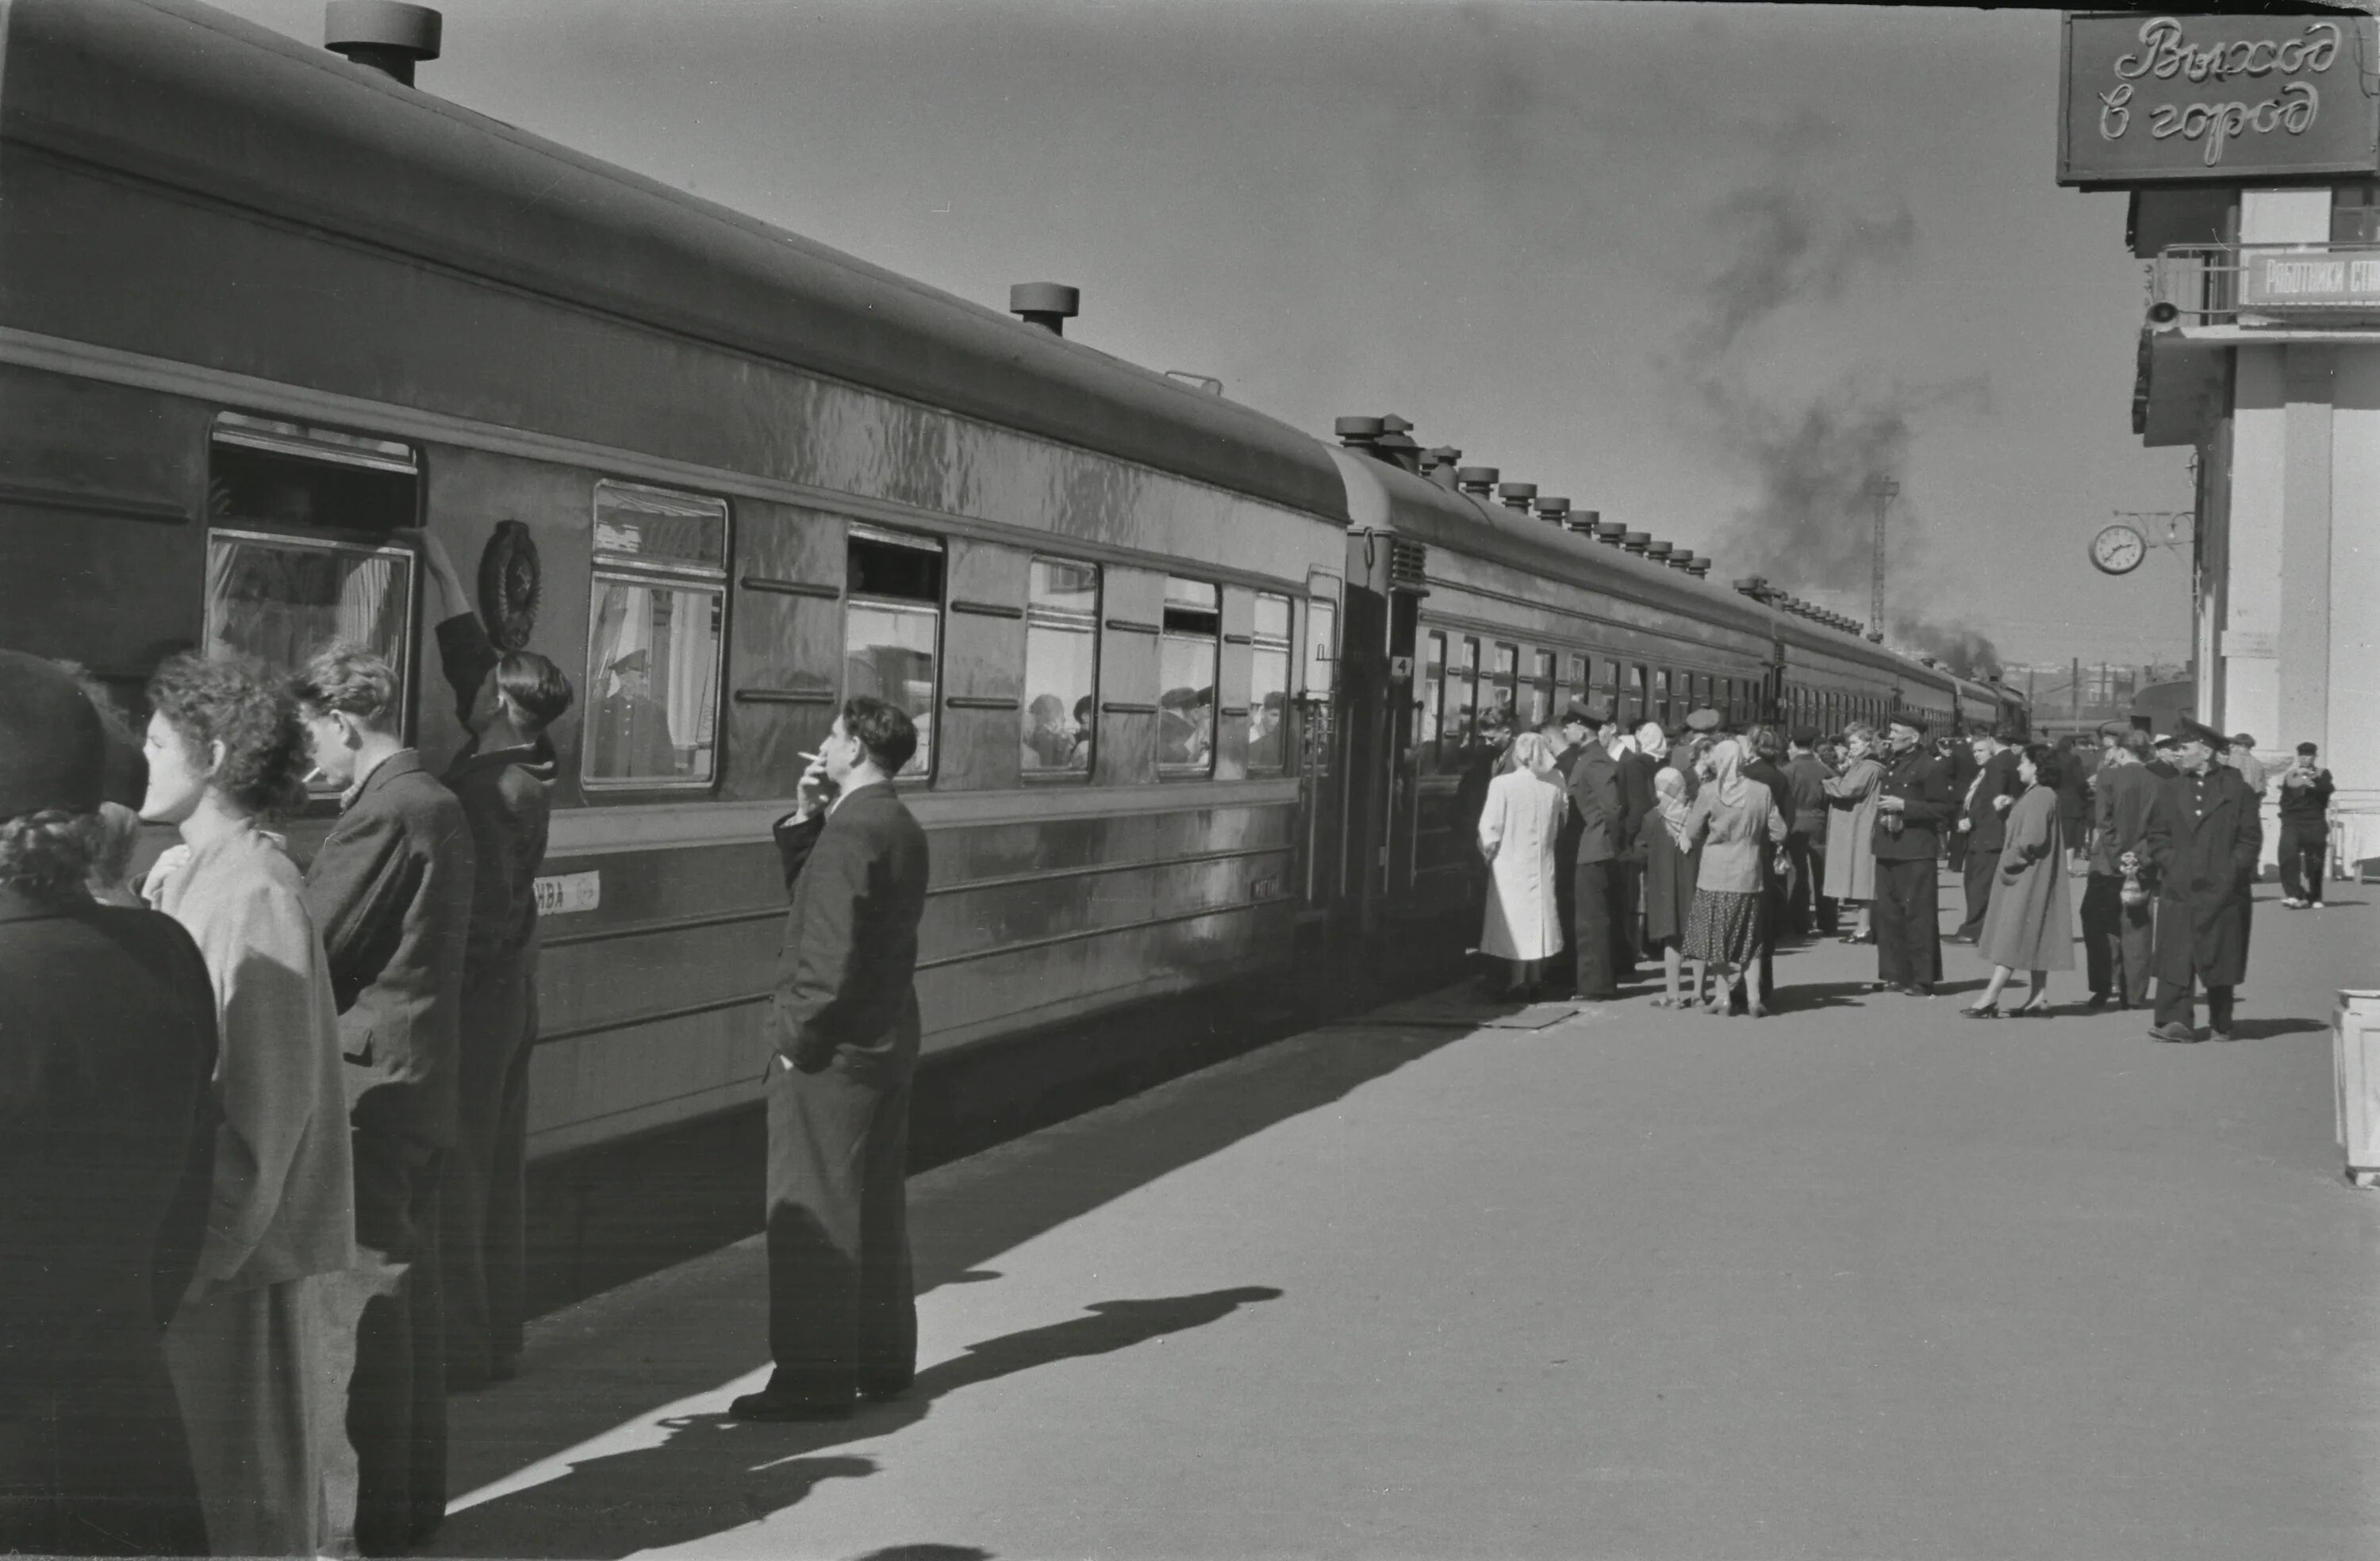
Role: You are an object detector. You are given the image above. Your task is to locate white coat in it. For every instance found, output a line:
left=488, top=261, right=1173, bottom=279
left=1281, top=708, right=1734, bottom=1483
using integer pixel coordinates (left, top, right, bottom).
left=1477, top=766, right=1567, bottom=961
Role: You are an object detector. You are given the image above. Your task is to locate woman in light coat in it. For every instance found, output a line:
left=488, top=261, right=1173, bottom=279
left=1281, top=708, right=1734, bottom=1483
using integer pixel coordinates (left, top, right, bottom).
left=1477, top=731, right=1567, bottom=999
left=1679, top=738, right=1790, bottom=1018
left=140, top=654, right=356, bottom=1557
left=1823, top=723, right=1885, bottom=943
left=1965, top=744, right=2077, bottom=1018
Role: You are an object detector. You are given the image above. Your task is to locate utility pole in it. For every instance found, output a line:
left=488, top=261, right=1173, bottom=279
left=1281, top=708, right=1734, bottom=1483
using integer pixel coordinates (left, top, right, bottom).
left=1864, top=475, right=1899, bottom=637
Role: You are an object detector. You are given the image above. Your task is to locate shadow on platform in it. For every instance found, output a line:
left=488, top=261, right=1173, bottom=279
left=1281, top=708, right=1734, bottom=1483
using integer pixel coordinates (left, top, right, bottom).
left=435, top=1288, right=1281, bottom=1559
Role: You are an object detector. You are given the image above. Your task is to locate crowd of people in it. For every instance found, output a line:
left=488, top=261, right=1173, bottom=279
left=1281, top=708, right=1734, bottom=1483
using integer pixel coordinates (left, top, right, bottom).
left=1, top=532, right=937, bottom=1555
left=1470, top=698, right=2325, bottom=1040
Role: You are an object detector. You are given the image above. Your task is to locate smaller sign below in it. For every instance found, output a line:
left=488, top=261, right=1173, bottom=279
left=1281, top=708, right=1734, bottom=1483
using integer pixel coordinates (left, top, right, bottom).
left=2240, top=251, right=2380, bottom=310
left=2220, top=628, right=2277, bottom=660
left=1250, top=875, right=1283, bottom=902
left=534, top=869, right=601, bottom=916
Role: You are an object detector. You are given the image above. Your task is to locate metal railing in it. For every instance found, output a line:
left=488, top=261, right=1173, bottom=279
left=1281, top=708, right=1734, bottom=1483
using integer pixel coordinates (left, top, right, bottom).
left=2148, top=243, right=2380, bottom=328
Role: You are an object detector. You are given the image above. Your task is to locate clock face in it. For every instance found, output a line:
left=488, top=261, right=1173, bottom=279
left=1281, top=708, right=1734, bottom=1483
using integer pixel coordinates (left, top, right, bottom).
left=2090, top=523, right=2147, bottom=576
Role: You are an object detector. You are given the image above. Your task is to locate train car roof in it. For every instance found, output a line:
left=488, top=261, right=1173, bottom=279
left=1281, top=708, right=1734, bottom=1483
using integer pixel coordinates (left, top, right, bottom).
left=1330, top=448, right=1937, bottom=682
left=0, top=0, right=1348, bottom=525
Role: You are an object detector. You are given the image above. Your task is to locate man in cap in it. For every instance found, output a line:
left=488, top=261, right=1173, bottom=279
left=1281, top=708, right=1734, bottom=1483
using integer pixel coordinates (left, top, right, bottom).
left=1564, top=700, right=1626, bottom=1001
left=1683, top=707, right=1725, bottom=739
left=1949, top=727, right=2022, bottom=944
left=1783, top=728, right=1837, bottom=936
left=2141, top=718, right=2260, bottom=1042
left=2276, top=741, right=2335, bottom=908
left=1541, top=701, right=1595, bottom=987
left=2224, top=734, right=2267, bottom=799
left=2146, top=735, right=2180, bottom=780
left=1870, top=712, right=1956, bottom=996
left=2082, top=730, right=2160, bottom=1008
left=1614, top=719, right=1664, bottom=977
left=589, top=646, right=678, bottom=778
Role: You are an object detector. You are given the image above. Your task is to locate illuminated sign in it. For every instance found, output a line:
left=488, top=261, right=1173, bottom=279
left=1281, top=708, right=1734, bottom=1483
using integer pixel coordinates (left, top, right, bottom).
left=2239, top=250, right=2380, bottom=309
left=2059, top=13, right=2380, bottom=186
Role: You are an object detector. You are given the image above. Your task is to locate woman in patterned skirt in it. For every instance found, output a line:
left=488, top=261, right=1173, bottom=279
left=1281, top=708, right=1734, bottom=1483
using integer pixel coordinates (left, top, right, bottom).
left=1679, top=738, right=1789, bottom=1017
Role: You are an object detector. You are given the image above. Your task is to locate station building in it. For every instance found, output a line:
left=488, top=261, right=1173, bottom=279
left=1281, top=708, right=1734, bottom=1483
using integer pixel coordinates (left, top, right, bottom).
left=2062, top=11, right=2380, bottom=869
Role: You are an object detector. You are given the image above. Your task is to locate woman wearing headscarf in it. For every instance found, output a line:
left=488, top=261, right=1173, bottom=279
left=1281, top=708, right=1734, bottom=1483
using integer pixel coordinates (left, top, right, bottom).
left=1679, top=738, right=1789, bottom=1017
left=0, top=651, right=217, bottom=1558
left=139, top=654, right=356, bottom=1555
left=1476, top=731, right=1568, bottom=1000
left=1641, top=759, right=1706, bottom=1010
left=1823, top=723, right=1886, bottom=944
left=1964, top=743, right=2077, bottom=1018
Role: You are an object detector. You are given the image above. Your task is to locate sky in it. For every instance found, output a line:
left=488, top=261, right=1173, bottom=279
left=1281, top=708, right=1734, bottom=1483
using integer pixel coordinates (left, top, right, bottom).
left=213, top=0, right=2195, bottom=673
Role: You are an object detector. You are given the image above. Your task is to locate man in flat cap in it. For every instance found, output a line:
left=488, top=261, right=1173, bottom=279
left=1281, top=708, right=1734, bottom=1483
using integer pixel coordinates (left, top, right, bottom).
left=1564, top=700, right=1625, bottom=1001
left=2146, top=735, right=2180, bottom=780
left=2276, top=741, right=2335, bottom=908
left=1683, top=707, right=1724, bottom=738
left=2140, top=718, right=2260, bottom=1042
left=1870, top=712, right=1955, bottom=996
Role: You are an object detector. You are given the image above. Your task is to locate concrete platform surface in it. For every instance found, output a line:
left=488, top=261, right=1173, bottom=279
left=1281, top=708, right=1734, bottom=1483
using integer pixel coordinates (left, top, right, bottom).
left=431, top=879, right=2380, bottom=1559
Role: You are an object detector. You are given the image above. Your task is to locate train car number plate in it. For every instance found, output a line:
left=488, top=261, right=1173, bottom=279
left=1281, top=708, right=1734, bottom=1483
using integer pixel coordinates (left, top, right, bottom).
left=534, top=870, right=601, bottom=916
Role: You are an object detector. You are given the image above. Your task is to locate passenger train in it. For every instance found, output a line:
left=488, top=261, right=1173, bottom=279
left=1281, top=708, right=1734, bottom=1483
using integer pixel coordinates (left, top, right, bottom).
left=0, top=0, right=2025, bottom=1246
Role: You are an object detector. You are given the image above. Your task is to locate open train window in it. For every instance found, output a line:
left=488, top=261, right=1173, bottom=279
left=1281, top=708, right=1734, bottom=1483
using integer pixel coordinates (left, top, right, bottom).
left=205, top=416, right=420, bottom=761
left=843, top=525, right=943, bottom=779
left=1529, top=650, right=1556, bottom=728
left=1246, top=592, right=1293, bottom=775
left=1022, top=558, right=1098, bottom=778
left=1420, top=631, right=1446, bottom=769
left=1159, top=577, right=1219, bottom=777
left=584, top=481, right=728, bottom=790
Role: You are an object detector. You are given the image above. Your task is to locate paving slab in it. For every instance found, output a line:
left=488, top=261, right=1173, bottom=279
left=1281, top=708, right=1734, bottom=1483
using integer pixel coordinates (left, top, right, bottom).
left=430, top=876, right=2380, bottom=1560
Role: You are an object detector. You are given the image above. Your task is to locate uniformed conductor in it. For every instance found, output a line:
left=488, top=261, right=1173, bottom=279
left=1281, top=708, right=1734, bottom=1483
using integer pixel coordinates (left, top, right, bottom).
left=2142, top=718, right=2260, bottom=1043
left=731, top=696, right=930, bottom=1421
left=1870, top=713, right=1955, bottom=996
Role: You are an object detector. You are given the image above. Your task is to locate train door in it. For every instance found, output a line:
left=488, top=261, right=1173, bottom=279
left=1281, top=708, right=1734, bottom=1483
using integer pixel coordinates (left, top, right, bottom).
left=1295, top=570, right=1344, bottom=919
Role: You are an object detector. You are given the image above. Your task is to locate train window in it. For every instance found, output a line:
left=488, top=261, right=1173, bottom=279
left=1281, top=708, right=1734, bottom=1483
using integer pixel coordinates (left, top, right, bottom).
left=1653, top=668, right=1672, bottom=727
left=1021, top=557, right=1098, bottom=777
left=840, top=524, right=945, bottom=779
left=1159, top=577, right=1219, bottom=776
left=1594, top=658, right=1620, bottom=719
left=1246, top=592, right=1293, bottom=775
left=1447, top=637, right=1480, bottom=770
left=1307, top=597, right=1337, bottom=701
left=1530, top=650, right=1556, bottom=727
left=204, top=417, right=420, bottom=745
left=1420, top=631, right=1446, bottom=767
left=584, top=481, right=729, bottom=789
left=1629, top=663, right=1649, bottom=727
left=1490, top=643, right=1519, bottom=731
left=1565, top=653, right=1587, bottom=695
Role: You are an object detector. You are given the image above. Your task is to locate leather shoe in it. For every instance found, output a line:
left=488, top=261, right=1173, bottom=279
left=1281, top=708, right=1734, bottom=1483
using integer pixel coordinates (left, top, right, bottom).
left=2084, top=991, right=2109, bottom=1011
left=2148, top=1021, right=2201, bottom=1044
left=728, top=1389, right=853, bottom=1422
left=1895, top=984, right=1933, bottom=999
left=2209, top=1029, right=2236, bottom=1042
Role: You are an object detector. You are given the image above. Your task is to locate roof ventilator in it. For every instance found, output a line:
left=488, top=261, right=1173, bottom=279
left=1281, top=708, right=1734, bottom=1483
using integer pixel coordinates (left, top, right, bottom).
left=1498, top=481, right=1537, bottom=512
left=1456, top=467, right=1499, bottom=498
left=324, top=1, right=442, bottom=85
left=1534, top=496, right=1571, bottom=527
left=1009, top=282, right=1080, bottom=336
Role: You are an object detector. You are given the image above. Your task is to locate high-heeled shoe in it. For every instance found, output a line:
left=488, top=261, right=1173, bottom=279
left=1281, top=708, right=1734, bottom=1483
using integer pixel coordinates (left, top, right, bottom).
left=2010, top=999, right=2052, bottom=1018
left=1960, top=1004, right=2002, bottom=1019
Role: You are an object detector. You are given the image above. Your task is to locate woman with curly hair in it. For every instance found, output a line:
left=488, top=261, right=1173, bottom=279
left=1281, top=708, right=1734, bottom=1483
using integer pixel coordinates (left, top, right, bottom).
left=0, top=650, right=217, bottom=1557
left=140, top=652, right=356, bottom=1556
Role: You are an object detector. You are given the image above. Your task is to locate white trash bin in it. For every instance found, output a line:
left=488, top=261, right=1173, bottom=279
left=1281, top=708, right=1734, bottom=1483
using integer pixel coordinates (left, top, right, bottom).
left=2335, top=989, right=2380, bottom=1189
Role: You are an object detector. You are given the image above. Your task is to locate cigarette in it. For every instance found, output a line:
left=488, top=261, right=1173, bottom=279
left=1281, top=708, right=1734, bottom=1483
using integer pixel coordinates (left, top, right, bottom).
left=797, top=750, right=821, bottom=763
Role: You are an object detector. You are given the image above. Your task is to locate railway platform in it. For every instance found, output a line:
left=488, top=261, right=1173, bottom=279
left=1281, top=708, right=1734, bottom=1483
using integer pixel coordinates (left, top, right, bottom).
left=429, top=876, right=2380, bottom=1559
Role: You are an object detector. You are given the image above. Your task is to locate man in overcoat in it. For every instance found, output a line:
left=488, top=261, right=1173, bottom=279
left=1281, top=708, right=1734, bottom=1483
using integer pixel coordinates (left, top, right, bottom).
left=2143, top=719, right=2261, bottom=1043
left=2082, top=732, right=2161, bottom=1010
left=1613, top=721, right=1660, bottom=981
left=731, top=696, right=931, bottom=1421
left=1951, top=728, right=2022, bottom=944
left=1871, top=715, right=1956, bottom=996
left=1782, top=728, right=1837, bottom=936
left=297, top=644, right=476, bottom=1554
left=1542, top=704, right=1591, bottom=989
left=1564, top=702, right=1624, bottom=1002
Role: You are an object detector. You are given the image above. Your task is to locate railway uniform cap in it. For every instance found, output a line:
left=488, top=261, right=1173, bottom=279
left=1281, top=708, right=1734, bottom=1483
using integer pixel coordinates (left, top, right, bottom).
left=1790, top=726, right=1820, bottom=747
left=2096, top=719, right=2131, bottom=739
left=2152, top=733, right=2178, bottom=750
left=1683, top=708, right=1722, bottom=734
left=2173, top=716, right=2228, bottom=750
left=1561, top=699, right=1607, bottom=728
left=0, top=650, right=106, bottom=822
left=1887, top=711, right=1927, bottom=734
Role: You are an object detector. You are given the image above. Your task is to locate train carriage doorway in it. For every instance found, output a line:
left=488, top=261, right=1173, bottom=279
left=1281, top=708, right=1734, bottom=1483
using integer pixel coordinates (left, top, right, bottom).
left=1295, top=573, right=1345, bottom=920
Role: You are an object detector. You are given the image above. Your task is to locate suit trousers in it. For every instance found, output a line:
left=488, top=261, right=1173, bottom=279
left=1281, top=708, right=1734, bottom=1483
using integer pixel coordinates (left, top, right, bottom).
left=1610, top=861, right=1643, bottom=979
left=2278, top=819, right=2328, bottom=903
left=1572, top=860, right=1616, bottom=999
left=764, top=1057, right=916, bottom=1406
left=441, top=965, right=535, bottom=1385
left=333, top=1099, right=445, bottom=1556
left=1793, top=836, right=1836, bottom=934
left=1872, top=857, right=1942, bottom=990
left=1957, top=850, right=1995, bottom=940
left=2155, top=975, right=2235, bottom=1034
left=2079, top=873, right=2154, bottom=1005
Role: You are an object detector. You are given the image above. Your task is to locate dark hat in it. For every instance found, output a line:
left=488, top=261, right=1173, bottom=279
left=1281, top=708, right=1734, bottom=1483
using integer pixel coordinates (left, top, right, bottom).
left=1790, top=726, right=1819, bottom=746
left=1887, top=711, right=1927, bottom=734
left=1683, top=707, right=1722, bottom=733
left=2152, top=733, right=2178, bottom=750
left=0, top=650, right=106, bottom=821
left=608, top=647, right=651, bottom=674
left=2172, top=716, right=2228, bottom=750
left=2096, top=719, right=2131, bottom=738
left=2230, top=732, right=2255, bottom=747
left=2297, top=741, right=2318, bottom=756
left=1563, top=699, right=1610, bottom=727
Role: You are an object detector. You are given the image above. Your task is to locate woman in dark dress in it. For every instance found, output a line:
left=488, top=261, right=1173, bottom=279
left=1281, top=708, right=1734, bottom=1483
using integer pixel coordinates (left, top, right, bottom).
left=0, top=650, right=218, bottom=1556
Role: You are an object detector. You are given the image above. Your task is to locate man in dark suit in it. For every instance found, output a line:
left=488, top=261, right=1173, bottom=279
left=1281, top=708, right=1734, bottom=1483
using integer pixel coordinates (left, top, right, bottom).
left=1782, top=728, right=1836, bottom=936
left=1942, top=729, right=1979, bottom=873
left=1614, top=720, right=1661, bottom=980
left=2143, top=719, right=2261, bottom=1042
left=732, top=696, right=931, bottom=1421
left=296, top=644, right=475, bottom=1555
left=1741, top=726, right=1794, bottom=1004
left=1543, top=704, right=1592, bottom=991
left=1564, top=702, right=1624, bottom=1002
left=1871, top=714, right=1956, bottom=996
left=1950, top=728, right=2022, bottom=943
left=2082, top=731, right=2160, bottom=1009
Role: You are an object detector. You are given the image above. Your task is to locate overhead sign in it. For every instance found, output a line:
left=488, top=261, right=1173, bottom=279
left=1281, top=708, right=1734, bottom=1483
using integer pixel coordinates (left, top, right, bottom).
left=2239, top=249, right=2380, bottom=309
left=2059, top=13, right=2380, bottom=186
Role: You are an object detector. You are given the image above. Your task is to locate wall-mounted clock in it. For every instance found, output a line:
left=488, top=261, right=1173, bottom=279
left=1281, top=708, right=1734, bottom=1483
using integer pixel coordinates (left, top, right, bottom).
left=2089, top=523, right=2147, bottom=576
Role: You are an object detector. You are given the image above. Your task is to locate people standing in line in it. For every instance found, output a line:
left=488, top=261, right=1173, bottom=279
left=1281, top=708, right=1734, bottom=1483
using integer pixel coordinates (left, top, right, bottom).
left=1614, top=720, right=1663, bottom=982
left=416, top=535, right=574, bottom=1394
left=294, top=644, right=475, bottom=1555
left=2143, top=719, right=2261, bottom=1044
left=1950, top=728, right=2022, bottom=945
left=733, top=697, right=931, bottom=1422
left=1869, top=715, right=1956, bottom=998
left=2277, top=742, right=2336, bottom=908
left=1475, top=731, right=1569, bottom=1002
left=0, top=651, right=218, bottom=1559
left=1740, top=725, right=1793, bottom=1007
left=136, top=654, right=358, bottom=1557
left=1963, top=743, right=2075, bottom=1018
left=1563, top=708, right=1625, bottom=1002
left=1677, top=737, right=1788, bottom=1018
left=2082, top=732, right=2161, bottom=1010
left=1823, top=723, right=1886, bottom=945
left=1782, top=728, right=1837, bottom=937
left=1641, top=761, right=1707, bottom=1010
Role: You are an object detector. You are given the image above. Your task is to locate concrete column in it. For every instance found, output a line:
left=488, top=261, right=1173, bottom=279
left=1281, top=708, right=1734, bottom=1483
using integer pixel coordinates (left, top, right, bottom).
left=2223, top=347, right=2286, bottom=747
left=2332, top=350, right=2380, bottom=798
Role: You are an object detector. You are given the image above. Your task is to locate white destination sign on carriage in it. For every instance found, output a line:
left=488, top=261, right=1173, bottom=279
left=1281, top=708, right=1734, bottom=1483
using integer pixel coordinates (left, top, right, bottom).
left=533, top=870, right=601, bottom=916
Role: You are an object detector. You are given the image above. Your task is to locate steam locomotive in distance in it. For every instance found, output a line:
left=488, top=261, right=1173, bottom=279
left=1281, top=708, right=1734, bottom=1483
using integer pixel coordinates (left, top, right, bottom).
left=0, top=0, right=2025, bottom=1252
